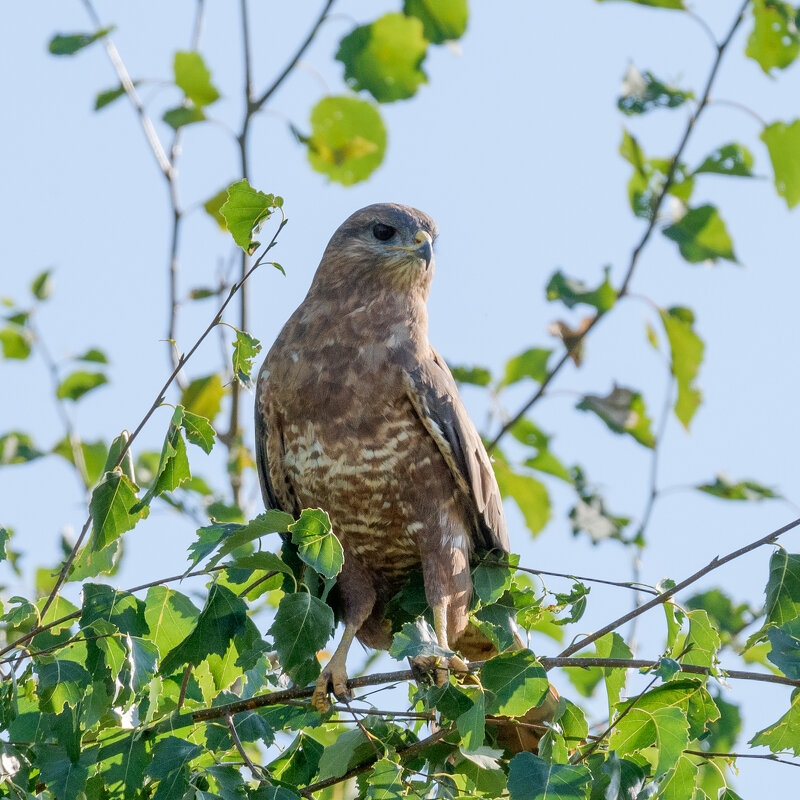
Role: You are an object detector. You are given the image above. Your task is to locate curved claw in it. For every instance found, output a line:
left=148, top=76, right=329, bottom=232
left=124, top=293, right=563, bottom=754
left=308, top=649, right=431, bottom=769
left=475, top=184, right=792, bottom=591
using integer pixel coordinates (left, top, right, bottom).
left=312, top=659, right=352, bottom=713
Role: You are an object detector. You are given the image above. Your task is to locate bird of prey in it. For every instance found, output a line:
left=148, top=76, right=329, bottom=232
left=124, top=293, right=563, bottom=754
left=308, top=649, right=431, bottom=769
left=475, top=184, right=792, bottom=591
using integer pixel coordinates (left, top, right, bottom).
left=255, top=203, right=556, bottom=744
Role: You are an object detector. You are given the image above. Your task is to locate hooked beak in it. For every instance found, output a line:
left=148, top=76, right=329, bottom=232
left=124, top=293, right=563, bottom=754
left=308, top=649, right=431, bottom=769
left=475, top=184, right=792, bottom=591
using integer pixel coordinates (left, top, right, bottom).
left=387, top=230, right=434, bottom=269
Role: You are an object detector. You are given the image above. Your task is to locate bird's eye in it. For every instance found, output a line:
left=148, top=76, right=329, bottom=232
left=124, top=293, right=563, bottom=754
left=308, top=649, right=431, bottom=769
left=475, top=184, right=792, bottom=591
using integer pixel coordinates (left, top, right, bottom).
left=372, top=223, right=396, bottom=241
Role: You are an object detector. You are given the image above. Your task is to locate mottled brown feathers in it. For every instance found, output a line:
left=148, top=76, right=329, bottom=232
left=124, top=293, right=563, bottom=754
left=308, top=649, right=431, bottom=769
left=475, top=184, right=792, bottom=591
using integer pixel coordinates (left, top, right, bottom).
left=255, top=203, right=507, bottom=652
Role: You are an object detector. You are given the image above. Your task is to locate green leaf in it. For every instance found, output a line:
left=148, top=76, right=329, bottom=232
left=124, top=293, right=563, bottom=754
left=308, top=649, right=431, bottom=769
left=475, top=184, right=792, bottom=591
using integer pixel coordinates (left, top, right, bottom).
left=53, top=437, right=108, bottom=487
left=48, top=27, right=113, bottom=55
left=662, top=205, right=736, bottom=263
left=203, top=187, right=229, bottom=230
left=620, top=129, right=694, bottom=219
left=76, top=347, right=108, bottom=363
left=131, top=409, right=191, bottom=512
left=102, top=732, right=150, bottom=800
left=316, top=729, right=371, bottom=781
left=511, top=420, right=572, bottom=482
left=147, top=736, right=202, bottom=779
left=89, top=471, right=147, bottom=550
left=658, top=754, right=699, bottom=800
left=366, top=758, right=405, bottom=799
left=181, top=373, right=225, bottom=421
left=577, top=385, right=655, bottom=447
left=220, top=179, right=276, bottom=254
left=162, top=106, right=205, bottom=129
left=746, top=0, right=799, bottom=73
left=0, top=431, right=44, bottom=464
left=390, top=618, right=453, bottom=660
left=289, top=508, right=343, bottom=579
left=767, top=620, right=800, bottom=679
left=694, top=143, right=754, bottom=177
left=595, top=632, right=633, bottom=720
left=500, top=348, right=552, bottom=387
left=750, top=689, right=800, bottom=755
left=56, top=371, right=108, bottom=401
left=761, top=120, right=800, bottom=208
left=31, top=269, right=53, bottom=300
left=179, top=408, right=216, bottom=454
left=508, top=753, right=591, bottom=800
left=337, top=13, right=428, bottom=103
left=698, top=474, right=777, bottom=501
left=457, top=688, right=486, bottom=751
left=305, top=96, right=387, bottom=186
left=269, top=591, right=334, bottom=685
left=546, top=267, right=617, bottom=312
left=679, top=609, right=721, bottom=671
left=609, top=705, right=689, bottom=778
left=403, top=0, right=468, bottom=43
left=618, top=66, right=692, bottom=115
left=482, top=650, right=549, bottom=716
left=0, top=327, right=32, bottom=359
left=232, top=329, right=262, bottom=388
left=144, top=586, right=200, bottom=658
left=35, top=660, right=92, bottom=710
left=660, top=306, right=704, bottom=429
left=449, top=364, right=492, bottom=386
left=207, top=510, right=294, bottom=565
left=94, top=84, right=131, bottom=110
left=34, top=746, right=92, bottom=800
left=173, top=51, right=220, bottom=107
left=160, top=584, right=247, bottom=674
left=764, top=550, right=800, bottom=627
left=472, top=557, right=512, bottom=605
left=493, top=459, right=551, bottom=537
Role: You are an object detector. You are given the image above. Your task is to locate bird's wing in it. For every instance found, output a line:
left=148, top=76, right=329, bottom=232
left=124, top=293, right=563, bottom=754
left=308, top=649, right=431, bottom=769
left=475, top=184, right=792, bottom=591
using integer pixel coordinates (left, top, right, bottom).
left=254, top=370, right=292, bottom=514
left=403, top=348, right=509, bottom=554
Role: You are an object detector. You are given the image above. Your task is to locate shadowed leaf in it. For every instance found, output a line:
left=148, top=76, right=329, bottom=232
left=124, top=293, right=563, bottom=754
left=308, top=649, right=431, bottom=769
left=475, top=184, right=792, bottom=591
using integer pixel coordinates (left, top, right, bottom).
left=577, top=385, right=655, bottom=447
left=694, top=143, right=754, bottom=177
left=662, top=205, right=736, bottom=263
left=618, top=66, right=692, bottom=115
left=56, top=371, right=108, bottom=401
left=49, top=27, right=113, bottom=55
left=90, top=471, right=147, bottom=550
left=508, top=753, right=591, bottom=800
left=403, top=0, right=467, bottom=43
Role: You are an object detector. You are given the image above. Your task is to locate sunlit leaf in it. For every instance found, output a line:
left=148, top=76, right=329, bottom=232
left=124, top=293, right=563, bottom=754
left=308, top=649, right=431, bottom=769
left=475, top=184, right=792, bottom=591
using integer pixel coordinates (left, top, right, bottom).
left=609, top=705, right=688, bottom=777
left=660, top=306, right=704, bottom=428
left=662, top=205, right=736, bottom=263
left=220, top=180, right=276, bottom=254
left=181, top=373, right=225, bottom=421
left=577, top=385, right=655, bottom=448
left=203, top=187, right=229, bottom=230
left=232, top=329, right=262, bottom=388
left=366, top=757, right=405, bottom=799
left=750, top=690, right=800, bottom=755
left=0, top=327, right=32, bottom=360
left=764, top=550, right=800, bottom=627
left=178, top=408, right=216, bottom=454
left=52, top=437, right=108, bottom=487
left=390, top=618, right=452, bottom=660
left=449, top=364, right=492, bottom=386
left=596, top=632, right=633, bottom=720
left=337, top=13, right=428, bottom=103
left=403, top=0, right=467, bottom=43
left=305, top=96, right=387, bottom=186
left=289, top=508, right=343, bottom=579
left=56, top=371, right=108, bottom=401
left=144, top=586, right=200, bottom=658
left=511, top=419, right=572, bottom=483
left=500, top=348, right=552, bottom=387
left=746, top=0, right=800, bottom=73
left=173, top=51, right=220, bottom=107
left=89, top=471, right=147, bottom=550
left=482, top=650, right=549, bottom=716
left=493, top=459, right=551, bottom=536
left=31, top=269, right=53, bottom=300
left=761, top=120, right=800, bottom=208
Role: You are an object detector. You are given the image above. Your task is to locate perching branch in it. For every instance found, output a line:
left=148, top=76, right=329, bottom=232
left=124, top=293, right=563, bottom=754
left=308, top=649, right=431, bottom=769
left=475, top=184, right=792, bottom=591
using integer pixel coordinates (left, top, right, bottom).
left=486, top=0, right=750, bottom=452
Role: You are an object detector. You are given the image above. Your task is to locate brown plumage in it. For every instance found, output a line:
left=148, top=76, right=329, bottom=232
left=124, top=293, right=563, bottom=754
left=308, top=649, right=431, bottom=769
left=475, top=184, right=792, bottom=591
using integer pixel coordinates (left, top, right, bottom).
left=255, top=203, right=556, bottom=746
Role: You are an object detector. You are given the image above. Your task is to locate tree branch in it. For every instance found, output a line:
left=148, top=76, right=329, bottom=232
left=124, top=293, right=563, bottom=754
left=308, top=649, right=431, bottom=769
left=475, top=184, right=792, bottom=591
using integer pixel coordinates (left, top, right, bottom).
left=486, top=0, right=750, bottom=452
left=557, top=516, right=800, bottom=658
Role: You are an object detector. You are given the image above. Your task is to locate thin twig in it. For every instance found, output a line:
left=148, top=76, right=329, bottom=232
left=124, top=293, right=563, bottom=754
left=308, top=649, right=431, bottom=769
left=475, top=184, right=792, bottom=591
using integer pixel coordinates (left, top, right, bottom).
left=686, top=750, right=800, bottom=769
left=226, top=711, right=266, bottom=783
left=486, top=0, right=750, bottom=452
left=79, top=0, right=173, bottom=179
left=558, top=516, right=800, bottom=658
left=252, top=0, right=336, bottom=111
left=35, top=217, right=287, bottom=624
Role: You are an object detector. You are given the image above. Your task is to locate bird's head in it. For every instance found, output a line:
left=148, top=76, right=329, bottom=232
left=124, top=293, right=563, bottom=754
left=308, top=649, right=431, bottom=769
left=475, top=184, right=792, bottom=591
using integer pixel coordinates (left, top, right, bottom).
left=311, top=203, right=439, bottom=297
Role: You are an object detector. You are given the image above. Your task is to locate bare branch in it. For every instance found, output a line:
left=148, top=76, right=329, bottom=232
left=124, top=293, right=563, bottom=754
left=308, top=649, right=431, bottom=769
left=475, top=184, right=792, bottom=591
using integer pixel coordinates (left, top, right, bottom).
left=226, top=711, right=266, bottom=783
left=487, top=0, right=751, bottom=452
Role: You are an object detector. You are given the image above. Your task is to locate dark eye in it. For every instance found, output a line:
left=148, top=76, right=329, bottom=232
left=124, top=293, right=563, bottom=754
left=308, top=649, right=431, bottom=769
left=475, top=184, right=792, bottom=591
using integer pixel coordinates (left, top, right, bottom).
left=372, top=223, right=396, bottom=241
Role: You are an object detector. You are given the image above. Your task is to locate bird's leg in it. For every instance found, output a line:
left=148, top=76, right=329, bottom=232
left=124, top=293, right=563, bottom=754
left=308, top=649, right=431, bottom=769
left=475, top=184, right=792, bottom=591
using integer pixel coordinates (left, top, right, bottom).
left=432, top=603, right=468, bottom=686
left=312, top=621, right=359, bottom=714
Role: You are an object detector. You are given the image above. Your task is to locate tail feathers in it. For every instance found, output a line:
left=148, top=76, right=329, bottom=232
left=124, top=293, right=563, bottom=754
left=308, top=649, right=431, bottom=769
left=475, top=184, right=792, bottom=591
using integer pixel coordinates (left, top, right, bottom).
left=453, top=622, right=560, bottom=755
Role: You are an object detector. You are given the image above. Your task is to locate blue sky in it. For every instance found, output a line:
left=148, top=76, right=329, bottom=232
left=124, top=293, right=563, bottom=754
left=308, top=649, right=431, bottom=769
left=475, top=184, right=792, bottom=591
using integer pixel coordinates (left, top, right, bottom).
left=2, top=1, right=799, bottom=794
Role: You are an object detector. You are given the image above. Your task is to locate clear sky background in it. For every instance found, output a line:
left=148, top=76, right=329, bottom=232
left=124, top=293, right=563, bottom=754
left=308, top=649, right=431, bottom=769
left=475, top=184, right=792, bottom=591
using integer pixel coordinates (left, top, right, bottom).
left=2, top=1, right=799, bottom=795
